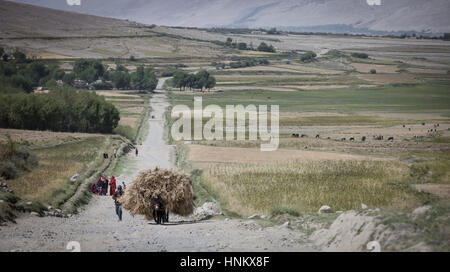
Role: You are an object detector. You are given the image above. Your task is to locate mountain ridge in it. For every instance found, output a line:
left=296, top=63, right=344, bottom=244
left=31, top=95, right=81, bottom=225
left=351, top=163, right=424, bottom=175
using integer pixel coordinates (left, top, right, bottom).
left=6, top=0, right=450, bottom=34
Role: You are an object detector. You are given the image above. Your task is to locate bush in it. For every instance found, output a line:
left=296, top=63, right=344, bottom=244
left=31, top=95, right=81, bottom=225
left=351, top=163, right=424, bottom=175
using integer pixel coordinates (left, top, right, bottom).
left=257, top=42, right=276, bottom=53
left=0, top=161, right=18, bottom=179
left=300, top=51, right=317, bottom=62
left=237, top=42, right=247, bottom=50
left=0, top=136, right=38, bottom=179
left=271, top=206, right=300, bottom=217
left=351, top=52, right=369, bottom=59
left=370, top=69, right=377, bottom=74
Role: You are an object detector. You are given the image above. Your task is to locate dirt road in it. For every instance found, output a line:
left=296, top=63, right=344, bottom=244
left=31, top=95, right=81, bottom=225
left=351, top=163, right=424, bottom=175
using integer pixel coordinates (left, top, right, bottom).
left=0, top=78, right=316, bottom=252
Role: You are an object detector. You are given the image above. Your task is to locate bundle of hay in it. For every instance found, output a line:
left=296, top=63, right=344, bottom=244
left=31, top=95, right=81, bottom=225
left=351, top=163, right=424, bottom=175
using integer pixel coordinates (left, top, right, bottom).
left=120, top=167, right=195, bottom=220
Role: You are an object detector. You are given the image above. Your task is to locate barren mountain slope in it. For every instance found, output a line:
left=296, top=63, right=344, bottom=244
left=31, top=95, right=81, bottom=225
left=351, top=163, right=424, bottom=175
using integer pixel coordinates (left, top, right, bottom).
left=9, top=0, right=450, bottom=33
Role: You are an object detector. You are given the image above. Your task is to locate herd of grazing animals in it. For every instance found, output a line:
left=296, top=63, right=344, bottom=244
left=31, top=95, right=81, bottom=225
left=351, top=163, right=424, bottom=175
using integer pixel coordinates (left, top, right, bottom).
left=290, top=123, right=442, bottom=142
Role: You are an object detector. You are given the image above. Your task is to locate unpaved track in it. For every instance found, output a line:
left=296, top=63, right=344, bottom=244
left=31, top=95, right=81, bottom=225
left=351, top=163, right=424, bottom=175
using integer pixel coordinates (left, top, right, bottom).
left=0, top=79, right=315, bottom=252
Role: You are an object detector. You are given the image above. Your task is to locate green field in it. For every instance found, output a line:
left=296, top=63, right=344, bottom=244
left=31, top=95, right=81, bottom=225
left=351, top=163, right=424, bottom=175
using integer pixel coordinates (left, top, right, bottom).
left=169, top=83, right=450, bottom=113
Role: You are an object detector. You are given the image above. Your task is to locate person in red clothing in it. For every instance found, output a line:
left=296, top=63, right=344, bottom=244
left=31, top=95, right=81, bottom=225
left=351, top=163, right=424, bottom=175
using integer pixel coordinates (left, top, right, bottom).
left=109, top=176, right=117, bottom=196
left=90, top=183, right=97, bottom=194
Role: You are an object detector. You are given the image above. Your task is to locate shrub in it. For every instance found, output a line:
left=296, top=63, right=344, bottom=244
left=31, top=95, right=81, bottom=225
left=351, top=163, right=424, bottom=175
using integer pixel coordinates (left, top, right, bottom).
left=300, top=51, right=317, bottom=62
left=370, top=69, right=377, bottom=74
left=271, top=206, right=300, bottom=217
left=237, top=42, right=247, bottom=50
left=0, top=161, right=18, bottom=179
left=257, top=42, right=276, bottom=53
left=0, top=136, right=38, bottom=179
left=351, top=52, right=369, bottom=59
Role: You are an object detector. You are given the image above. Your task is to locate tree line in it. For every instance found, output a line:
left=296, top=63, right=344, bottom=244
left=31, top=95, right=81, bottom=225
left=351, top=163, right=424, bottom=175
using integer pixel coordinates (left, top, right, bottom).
left=0, top=49, right=158, bottom=94
left=63, top=59, right=157, bottom=92
left=0, top=87, right=120, bottom=133
left=0, top=49, right=66, bottom=94
left=172, top=70, right=216, bottom=92
left=224, top=38, right=276, bottom=53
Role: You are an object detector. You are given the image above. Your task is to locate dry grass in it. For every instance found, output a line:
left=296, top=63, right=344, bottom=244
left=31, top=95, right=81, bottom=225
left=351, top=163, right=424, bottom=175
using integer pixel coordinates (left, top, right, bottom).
left=274, top=64, right=344, bottom=74
left=356, top=73, right=421, bottom=84
left=25, top=51, right=76, bottom=59
left=5, top=136, right=115, bottom=205
left=351, top=63, right=399, bottom=73
left=120, top=106, right=145, bottom=114
left=119, top=117, right=138, bottom=128
left=218, top=86, right=298, bottom=92
left=289, top=85, right=350, bottom=90
left=0, top=128, right=100, bottom=147
left=188, top=145, right=384, bottom=164
left=96, top=91, right=141, bottom=98
left=202, top=160, right=419, bottom=216
left=407, top=68, right=449, bottom=74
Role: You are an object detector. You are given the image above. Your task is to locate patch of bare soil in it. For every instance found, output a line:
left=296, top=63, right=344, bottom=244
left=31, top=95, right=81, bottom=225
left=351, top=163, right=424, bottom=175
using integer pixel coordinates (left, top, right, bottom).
left=414, top=184, right=450, bottom=198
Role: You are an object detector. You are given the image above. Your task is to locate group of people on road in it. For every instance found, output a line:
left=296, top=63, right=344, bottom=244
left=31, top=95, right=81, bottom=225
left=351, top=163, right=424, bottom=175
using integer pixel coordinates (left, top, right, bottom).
left=90, top=175, right=126, bottom=196
left=89, top=175, right=126, bottom=221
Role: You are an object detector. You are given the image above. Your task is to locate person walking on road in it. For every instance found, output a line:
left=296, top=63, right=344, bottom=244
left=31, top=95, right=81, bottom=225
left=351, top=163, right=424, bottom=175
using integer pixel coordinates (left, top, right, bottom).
left=97, top=176, right=103, bottom=195
left=102, top=176, right=109, bottom=196
left=112, top=185, right=124, bottom=221
left=135, top=147, right=138, bottom=157
left=109, top=176, right=117, bottom=196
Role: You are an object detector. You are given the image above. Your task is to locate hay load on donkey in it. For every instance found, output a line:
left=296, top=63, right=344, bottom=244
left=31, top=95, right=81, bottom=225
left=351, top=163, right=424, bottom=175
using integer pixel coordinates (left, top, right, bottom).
left=120, top=167, right=195, bottom=221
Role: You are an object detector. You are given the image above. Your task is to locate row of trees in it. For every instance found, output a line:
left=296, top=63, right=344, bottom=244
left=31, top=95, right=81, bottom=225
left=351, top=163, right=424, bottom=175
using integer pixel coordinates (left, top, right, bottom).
left=172, top=70, right=216, bottom=92
left=0, top=51, right=157, bottom=94
left=229, top=58, right=270, bottom=68
left=63, top=59, right=157, bottom=92
left=224, top=38, right=276, bottom=53
left=0, top=87, right=120, bottom=133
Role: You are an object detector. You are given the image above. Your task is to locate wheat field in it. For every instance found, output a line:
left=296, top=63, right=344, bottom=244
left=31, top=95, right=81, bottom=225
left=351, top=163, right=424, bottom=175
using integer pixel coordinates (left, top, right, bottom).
left=202, top=160, right=419, bottom=216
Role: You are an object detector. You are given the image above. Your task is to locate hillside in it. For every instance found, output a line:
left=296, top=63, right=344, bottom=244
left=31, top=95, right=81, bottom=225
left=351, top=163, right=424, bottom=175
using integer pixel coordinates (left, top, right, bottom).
left=9, top=0, right=450, bottom=34
left=0, top=0, right=228, bottom=58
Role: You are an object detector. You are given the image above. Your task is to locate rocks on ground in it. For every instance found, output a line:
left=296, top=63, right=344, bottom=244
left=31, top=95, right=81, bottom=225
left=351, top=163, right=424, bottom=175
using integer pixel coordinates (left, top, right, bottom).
left=318, top=205, right=333, bottom=213
left=193, top=202, right=222, bottom=220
